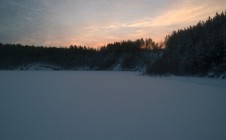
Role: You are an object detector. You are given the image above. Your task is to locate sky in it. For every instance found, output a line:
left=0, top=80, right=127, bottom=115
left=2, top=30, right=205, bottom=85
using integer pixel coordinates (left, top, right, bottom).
left=0, top=0, right=226, bottom=48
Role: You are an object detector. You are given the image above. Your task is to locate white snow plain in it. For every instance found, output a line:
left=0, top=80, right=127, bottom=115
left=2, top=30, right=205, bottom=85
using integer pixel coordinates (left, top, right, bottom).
left=1, top=71, right=226, bottom=140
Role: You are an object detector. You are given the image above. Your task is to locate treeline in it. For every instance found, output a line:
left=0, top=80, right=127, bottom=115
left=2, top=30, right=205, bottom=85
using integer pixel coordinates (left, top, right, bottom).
left=1, top=12, right=226, bottom=77
left=0, top=39, right=161, bottom=70
left=147, top=12, right=226, bottom=77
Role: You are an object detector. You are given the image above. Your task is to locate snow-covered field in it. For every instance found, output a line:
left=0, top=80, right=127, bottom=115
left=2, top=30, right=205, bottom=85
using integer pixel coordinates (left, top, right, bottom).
left=1, top=71, right=226, bottom=140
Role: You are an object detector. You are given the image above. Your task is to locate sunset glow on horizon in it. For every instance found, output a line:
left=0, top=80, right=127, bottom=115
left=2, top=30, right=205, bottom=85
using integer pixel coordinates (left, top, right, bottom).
left=0, top=0, right=226, bottom=48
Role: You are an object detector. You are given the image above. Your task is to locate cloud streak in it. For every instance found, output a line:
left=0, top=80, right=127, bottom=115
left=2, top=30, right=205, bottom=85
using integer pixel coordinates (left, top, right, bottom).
left=81, top=0, right=226, bottom=45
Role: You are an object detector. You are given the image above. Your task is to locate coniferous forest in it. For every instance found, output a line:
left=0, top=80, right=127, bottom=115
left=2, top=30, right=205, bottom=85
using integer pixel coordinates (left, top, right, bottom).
left=147, top=12, right=226, bottom=77
left=0, top=38, right=160, bottom=71
left=1, top=12, right=226, bottom=77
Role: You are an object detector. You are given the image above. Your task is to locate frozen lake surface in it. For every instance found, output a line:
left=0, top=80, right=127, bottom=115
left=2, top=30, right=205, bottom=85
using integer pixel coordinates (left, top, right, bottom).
left=1, top=71, right=226, bottom=140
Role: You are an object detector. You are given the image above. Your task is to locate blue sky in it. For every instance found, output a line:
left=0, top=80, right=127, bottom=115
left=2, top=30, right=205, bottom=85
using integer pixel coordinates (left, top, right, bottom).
left=0, top=0, right=226, bottom=47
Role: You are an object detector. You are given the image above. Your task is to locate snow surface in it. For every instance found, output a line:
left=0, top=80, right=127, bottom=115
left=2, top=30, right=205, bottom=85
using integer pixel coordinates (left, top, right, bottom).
left=16, top=63, right=60, bottom=71
left=0, top=71, right=226, bottom=140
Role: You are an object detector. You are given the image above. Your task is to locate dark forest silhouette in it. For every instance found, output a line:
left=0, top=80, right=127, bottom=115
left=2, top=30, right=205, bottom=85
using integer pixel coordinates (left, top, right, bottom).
left=0, top=38, right=161, bottom=70
left=147, top=12, right=226, bottom=77
left=0, top=12, right=226, bottom=77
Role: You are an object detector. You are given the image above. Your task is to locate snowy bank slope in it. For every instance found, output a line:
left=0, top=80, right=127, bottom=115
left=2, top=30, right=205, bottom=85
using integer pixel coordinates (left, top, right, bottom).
left=0, top=71, right=226, bottom=140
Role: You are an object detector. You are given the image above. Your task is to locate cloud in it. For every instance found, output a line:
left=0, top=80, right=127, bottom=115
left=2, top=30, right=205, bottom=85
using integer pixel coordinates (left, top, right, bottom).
left=81, top=0, right=226, bottom=46
left=0, top=0, right=49, bottom=43
left=151, top=0, right=226, bottom=26
left=117, top=0, right=226, bottom=28
left=0, top=0, right=226, bottom=47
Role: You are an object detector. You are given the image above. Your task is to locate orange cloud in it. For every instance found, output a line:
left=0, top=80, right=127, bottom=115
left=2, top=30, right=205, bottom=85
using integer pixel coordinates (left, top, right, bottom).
left=34, top=0, right=226, bottom=48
